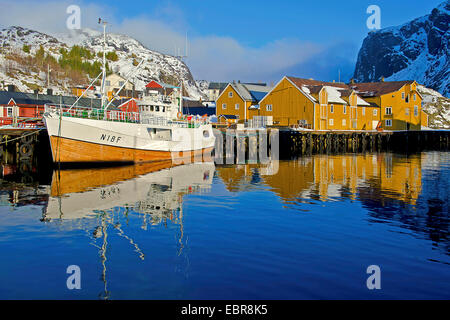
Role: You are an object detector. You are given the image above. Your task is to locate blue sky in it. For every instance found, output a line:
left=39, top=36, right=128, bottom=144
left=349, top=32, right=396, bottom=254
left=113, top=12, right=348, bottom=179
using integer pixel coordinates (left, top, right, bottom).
left=0, top=0, right=444, bottom=83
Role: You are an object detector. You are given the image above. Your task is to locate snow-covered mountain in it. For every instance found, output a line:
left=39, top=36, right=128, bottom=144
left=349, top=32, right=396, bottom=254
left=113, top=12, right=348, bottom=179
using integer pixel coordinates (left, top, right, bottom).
left=0, top=26, right=206, bottom=99
left=354, top=1, right=449, bottom=97
left=418, top=85, right=450, bottom=129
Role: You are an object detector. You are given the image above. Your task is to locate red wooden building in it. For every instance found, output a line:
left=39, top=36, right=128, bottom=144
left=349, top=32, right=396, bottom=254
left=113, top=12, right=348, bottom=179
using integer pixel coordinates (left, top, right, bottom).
left=0, top=98, right=46, bottom=127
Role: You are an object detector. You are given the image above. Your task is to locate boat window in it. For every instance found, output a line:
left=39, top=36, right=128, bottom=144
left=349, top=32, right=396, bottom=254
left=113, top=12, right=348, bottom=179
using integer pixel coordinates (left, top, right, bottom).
left=162, top=107, right=165, bottom=112
left=150, top=106, right=154, bottom=112
left=155, top=106, right=160, bottom=112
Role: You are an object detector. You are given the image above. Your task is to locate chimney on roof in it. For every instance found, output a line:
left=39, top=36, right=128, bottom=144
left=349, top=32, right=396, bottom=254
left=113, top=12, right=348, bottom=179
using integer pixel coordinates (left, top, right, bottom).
left=350, top=78, right=355, bottom=84
left=333, top=80, right=335, bottom=83
left=7, top=84, right=15, bottom=92
left=380, top=77, right=385, bottom=82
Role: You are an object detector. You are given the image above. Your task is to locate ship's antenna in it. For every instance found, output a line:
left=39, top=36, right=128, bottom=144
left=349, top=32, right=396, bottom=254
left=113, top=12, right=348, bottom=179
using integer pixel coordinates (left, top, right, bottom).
left=99, top=18, right=108, bottom=109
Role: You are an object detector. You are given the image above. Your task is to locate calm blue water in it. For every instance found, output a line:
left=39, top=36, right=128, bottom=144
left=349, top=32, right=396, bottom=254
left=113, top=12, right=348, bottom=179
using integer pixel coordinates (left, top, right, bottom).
left=0, top=152, right=449, bottom=300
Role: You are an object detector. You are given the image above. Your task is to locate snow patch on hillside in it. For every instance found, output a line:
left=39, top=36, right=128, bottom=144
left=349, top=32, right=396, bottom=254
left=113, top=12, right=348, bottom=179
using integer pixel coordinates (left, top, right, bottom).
left=0, top=26, right=207, bottom=99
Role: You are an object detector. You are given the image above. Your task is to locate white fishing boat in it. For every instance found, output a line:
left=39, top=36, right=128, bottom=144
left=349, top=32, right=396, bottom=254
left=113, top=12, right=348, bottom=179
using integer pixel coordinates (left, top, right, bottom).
left=43, top=21, right=215, bottom=164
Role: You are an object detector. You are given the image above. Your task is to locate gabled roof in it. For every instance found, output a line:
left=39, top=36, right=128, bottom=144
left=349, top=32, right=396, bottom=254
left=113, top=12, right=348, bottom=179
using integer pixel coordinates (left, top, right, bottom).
left=0, top=90, right=105, bottom=108
left=265, top=77, right=371, bottom=107
left=226, top=83, right=273, bottom=102
left=8, top=97, right=52, bottom=105
left=146, top=80, right=179, bottom=89
left=208, top=82, right=228, bottom=90
left=287, top=76, right=348, bottom=89
left=349, top=80, right=415, bottom=97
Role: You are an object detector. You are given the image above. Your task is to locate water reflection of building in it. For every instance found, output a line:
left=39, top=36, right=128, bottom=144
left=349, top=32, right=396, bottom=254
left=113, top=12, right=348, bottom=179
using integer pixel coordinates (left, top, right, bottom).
left=216, top=153, right=423, bottom=205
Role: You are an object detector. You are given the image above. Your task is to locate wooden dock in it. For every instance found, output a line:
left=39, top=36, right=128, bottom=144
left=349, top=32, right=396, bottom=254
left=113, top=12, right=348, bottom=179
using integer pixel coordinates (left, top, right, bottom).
left=0, top=128, right=50, bottom=175
left=214, top=128, right=450, bottom=162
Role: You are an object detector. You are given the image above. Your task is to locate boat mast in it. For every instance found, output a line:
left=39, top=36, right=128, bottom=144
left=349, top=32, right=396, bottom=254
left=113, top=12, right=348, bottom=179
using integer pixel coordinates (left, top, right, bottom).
left=177, top=32, right=188, bottom=115
left=99, top=18, right=108, bottom=109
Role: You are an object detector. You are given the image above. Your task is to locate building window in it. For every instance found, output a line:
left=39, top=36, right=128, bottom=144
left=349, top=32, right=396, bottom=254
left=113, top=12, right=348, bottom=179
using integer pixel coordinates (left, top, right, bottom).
left=362, top=107, right=366, bottom=116
left=228, top=92, right=233, bottom=98
left=414, top=105, right=418, bottom=116
left=386, top=119, right=392, bottom=127
left=106, top=80, right=111, bottom=86
left=119, top=81, right=124, bottom=87
left=413, top=93, right=417, bottom=101
left=266, top=104, right=273, bottom=111
left=7, top=107, right=12, bottom=117
left=329, top=119, right=334, bottom=126
left=402, top=92, right=405, bottom=100
left=222, top=103, right=227, bottom=110
left=235, top=103, right=239, bottom=110
left=330, top=104, right=334, bottom=113
left=405, top=108, right=410, bottom=115
left=385, top=107, right=392, bottom=115
left=406, top=94, right=409, bottom=103
left=342, top=119, right=346, bottom=126
left=343, top=105, right=347, bottom=114
left=373, top=109, right=378, bottom=116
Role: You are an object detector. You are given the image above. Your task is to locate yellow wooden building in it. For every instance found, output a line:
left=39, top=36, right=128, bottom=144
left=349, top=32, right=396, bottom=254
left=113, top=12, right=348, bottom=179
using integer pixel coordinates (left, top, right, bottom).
left=350, top=80, right=424, bottom=130
left=257, top=76, right=379, bottom=130
left=216, top=82, right=272, bottom=123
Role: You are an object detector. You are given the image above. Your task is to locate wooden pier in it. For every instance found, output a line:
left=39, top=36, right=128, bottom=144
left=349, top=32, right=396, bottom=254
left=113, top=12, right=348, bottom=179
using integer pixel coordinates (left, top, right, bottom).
left=214, top=128, right=450, bottom=161
left=0, top=128, right=51, bottom=178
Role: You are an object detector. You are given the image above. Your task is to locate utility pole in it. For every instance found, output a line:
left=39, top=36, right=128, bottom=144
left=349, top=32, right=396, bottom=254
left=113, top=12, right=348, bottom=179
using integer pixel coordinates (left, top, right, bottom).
left=47, top=64, right=51, bottom=88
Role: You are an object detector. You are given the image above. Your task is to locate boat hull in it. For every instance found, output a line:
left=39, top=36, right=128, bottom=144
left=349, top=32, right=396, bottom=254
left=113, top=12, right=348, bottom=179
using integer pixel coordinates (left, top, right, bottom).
left=44, top=114, right=215, bottom=164
left=49, top=136, right=214, bottom=164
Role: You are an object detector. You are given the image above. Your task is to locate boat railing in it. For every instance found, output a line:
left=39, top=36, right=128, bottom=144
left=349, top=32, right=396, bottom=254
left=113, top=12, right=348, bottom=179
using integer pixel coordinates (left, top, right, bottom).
left=44, top=104, right=211, bottom=128
left=140, top=94, right=175, bottom=104
left=44, top=104, right=140, bottom=124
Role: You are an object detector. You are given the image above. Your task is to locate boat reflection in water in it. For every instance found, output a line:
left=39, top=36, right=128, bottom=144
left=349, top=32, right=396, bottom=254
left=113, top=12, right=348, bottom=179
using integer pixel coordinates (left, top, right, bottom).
left=45, top=161, right=214, bottom=221
left=44, top=160, right=215, bottom=299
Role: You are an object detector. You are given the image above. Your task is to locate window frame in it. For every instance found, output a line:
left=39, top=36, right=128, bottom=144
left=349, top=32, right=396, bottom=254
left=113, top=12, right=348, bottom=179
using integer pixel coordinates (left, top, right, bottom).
left=385, top=119, right=392, bottom=127
left=266, top=104, right=273, bottom=112
left=222, top=103, right=227, bottom=110
left=385, top=107, right=392, bottom=115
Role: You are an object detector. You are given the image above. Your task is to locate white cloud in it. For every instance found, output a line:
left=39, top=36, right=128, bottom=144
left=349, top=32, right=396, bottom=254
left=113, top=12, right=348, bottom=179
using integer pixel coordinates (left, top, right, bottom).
left=0, top=0, right=329, bottom=82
